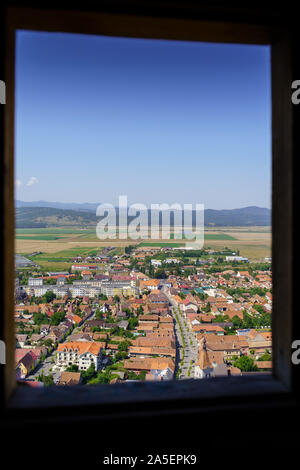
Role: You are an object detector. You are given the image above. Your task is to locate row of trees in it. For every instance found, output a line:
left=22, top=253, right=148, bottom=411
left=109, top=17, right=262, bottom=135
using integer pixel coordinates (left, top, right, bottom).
left=33, top=310, right=66, bottom=326
left=75, top=362, right=146, bottom=385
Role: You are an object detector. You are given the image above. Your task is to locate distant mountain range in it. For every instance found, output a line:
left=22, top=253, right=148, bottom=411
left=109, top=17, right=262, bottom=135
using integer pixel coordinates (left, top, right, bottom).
left=15, top=200, right=99, bottom=212
left=15, top=201, right=271, bottom=228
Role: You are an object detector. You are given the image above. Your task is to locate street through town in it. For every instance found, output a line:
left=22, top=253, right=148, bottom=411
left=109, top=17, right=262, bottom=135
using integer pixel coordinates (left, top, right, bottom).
left=163, top=288, right=198, bottom=379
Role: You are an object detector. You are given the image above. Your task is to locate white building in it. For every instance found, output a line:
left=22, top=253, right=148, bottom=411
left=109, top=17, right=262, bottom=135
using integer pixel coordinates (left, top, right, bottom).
left=225, top=256, right=249, bottom=263
left=28, top=277, right=43, bottom=286
left=52, top=286, right=70, bottom=298
left=151, top=259, right=162, bottom=267
left=24, top=285, right=49, bottom=297
left=69, top=284, right=101, bottom=298
left=56, top=342, right=102, bottom=371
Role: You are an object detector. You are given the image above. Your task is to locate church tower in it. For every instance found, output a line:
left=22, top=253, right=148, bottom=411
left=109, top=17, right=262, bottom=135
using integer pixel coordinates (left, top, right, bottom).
left=194, top=336, right=214, bottom=379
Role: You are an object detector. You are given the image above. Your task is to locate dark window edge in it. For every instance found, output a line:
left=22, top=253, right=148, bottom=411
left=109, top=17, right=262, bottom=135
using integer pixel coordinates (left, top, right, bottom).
left=3, top=374, right=294, bottom=426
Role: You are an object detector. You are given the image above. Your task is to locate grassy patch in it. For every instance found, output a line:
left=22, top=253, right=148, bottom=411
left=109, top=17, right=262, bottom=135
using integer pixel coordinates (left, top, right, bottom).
left=139, top=242, right=185, bottom=247
left=204, top=234, right=237, bottom=240
left=26, top=246, right=101, bottom=271
left=31, top=246, right=100, bottom=259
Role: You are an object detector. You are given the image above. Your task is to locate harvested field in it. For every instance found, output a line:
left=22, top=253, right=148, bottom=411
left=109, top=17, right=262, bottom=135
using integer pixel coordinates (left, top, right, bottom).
left=15, top=226, right=271, bottom=261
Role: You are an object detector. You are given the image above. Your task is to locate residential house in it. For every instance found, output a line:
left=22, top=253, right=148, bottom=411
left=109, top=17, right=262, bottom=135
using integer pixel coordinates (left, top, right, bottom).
left=124, top=357, right=175, bottom=378
left=57, top=371, right=82, bottom=386
left=56, top=341, right=103, bottom=371
left=15, top=334, right=28, bottom=348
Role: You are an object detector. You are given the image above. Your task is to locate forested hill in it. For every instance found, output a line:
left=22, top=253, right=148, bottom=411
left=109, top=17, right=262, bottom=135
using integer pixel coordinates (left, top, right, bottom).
left=15, top=205, right=271, bottom=228
left=15, top=207, right=98, bottom=228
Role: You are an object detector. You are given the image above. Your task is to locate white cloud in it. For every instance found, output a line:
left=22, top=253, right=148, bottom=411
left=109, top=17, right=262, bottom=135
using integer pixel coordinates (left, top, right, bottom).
left=26, top=176, right=39, bottom=187
left=15, top=179, right=22, bottom=187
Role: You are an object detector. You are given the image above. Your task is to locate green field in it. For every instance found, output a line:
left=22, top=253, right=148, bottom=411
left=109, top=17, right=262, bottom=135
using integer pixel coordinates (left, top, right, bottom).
left=15, top=228, right=95, bottom=234
left=29, top=246, right=101, bottom=261
left=139, top=242, right=186, bottom=247
left=16, top=228, right=236, bottom=241
left=24, top=246, right=102, bottom=271
left=15, top=225, right=271, bottom=262
left=204, top=234, right=237, bottom=240
left=16, top=235, right=65, bottom=240
left=169, top=233, right=237, bottom=241
left=140, top=233, right=237, bottom=245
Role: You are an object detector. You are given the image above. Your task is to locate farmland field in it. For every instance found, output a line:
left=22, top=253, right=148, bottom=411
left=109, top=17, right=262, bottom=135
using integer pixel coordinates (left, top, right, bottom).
left=16, top=235, right=65, bottom=240
left=202, top=234, right=237, bottom=240
left=15, top=228, right=93, bottom=234
left=15, top=226, right=271, bottom=266
left=169, top=233, right=237, bottom=240
left=139, top=242, right=186, bottom=248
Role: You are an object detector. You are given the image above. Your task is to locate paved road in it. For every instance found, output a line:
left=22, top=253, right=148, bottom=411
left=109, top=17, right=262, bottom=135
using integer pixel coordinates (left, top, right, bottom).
left=27, top=309, right=96, bottom=383
left=163, top=289, right=198, bottom=379
left=27, top=348, right=60, bottom=383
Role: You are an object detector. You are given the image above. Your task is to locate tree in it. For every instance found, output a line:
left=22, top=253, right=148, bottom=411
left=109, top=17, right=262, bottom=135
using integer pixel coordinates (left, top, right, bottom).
left=154, top=268, right=167, bottom=279
left=66, top=364, right=79, bottom=372
left=257, top=351, right=271, bottom=361
left=43, top=291, right=56, bottom=303
left=43, top=338, right=53, bottom=348
left=98, top=294, right=108, bottom=301
left=123, top=307, right=133, bottom=318
left=114, top=351, right=128, bottom=362
left=231, top=315, right=243, bottom=329
left=212, top=314, right=230, bottom=323
left=50, top=311, right=66, bottom=326
left=118, top=340, right=132, bottom=352
left=43, top=374, right=54, bottom=386
left=233, top=355, right=258, bottom=372
left=17, top=321, right=26, bottom=330
left=37, top=372, right=54, bottom=386
left=88, top=369, right=112, bottom=384
left=95, top=309, right=103, bottom=320
left=242, top=311, right=255, bottom=329
left=33, top=312, right=49, bottom=326
left=127, top=371, right=139, bottom=380
left=138, top=370, right=147, bottom=380
left=136, top=305, right=144, bottom=315
left=253, top=304, right=265, bottom=315
left=81, top=362, right=96, bottom=383
left=128, top=317, right=138, bottom=330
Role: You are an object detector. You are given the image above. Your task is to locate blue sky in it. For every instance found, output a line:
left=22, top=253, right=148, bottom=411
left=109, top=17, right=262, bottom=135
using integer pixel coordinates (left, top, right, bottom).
left=15, top=30, right=271, bottom=209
